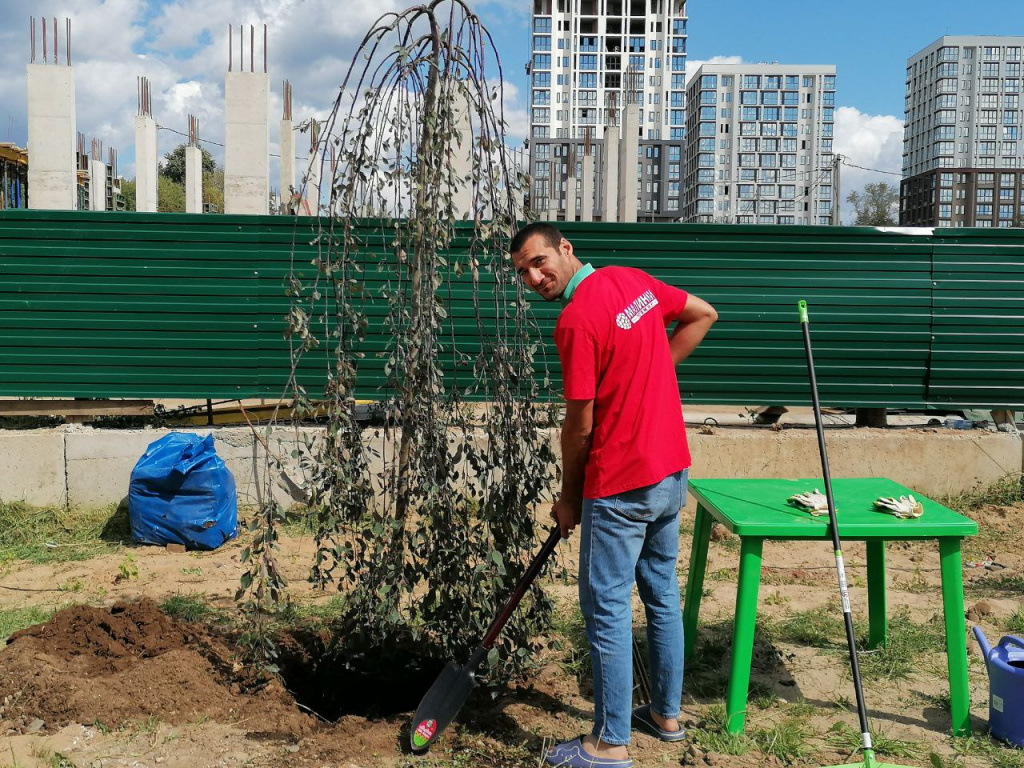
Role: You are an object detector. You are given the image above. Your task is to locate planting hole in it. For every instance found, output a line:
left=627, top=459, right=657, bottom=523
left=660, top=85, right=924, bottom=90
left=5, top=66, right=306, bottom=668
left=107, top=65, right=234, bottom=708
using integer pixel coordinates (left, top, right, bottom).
left=277, top=637, right=445, bottom=720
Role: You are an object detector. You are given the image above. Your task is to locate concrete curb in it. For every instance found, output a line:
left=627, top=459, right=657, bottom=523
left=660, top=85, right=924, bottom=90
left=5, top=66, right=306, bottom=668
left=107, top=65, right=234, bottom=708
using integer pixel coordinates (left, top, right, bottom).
left=0, top=424, right=1019, bottom=510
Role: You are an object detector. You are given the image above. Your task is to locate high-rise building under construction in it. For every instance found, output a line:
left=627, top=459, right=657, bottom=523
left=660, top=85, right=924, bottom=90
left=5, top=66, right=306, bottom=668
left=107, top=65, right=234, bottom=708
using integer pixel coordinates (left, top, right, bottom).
left=527, top=0, right=688, bottom=221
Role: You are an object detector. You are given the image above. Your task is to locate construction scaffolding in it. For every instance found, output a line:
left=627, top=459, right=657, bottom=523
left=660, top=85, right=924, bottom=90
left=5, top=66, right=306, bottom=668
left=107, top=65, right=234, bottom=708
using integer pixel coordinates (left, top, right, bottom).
left=0, top=143, right=28, bottom=210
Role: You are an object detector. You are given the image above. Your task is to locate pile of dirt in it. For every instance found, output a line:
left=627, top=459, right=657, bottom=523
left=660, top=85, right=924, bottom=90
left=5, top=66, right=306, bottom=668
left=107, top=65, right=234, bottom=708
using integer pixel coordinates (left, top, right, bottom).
left=0, top=599, right=313, bottom=738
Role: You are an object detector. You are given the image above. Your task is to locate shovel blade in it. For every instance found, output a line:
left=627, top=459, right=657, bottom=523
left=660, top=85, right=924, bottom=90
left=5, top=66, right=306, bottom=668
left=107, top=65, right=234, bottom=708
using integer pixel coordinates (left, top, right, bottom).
left=409, top=661, right=477, bottom=752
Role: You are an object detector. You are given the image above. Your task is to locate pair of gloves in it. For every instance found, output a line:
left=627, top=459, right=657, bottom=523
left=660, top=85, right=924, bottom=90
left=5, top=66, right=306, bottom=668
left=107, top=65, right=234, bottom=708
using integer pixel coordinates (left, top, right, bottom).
left=787, top=489, right=924, bottom=519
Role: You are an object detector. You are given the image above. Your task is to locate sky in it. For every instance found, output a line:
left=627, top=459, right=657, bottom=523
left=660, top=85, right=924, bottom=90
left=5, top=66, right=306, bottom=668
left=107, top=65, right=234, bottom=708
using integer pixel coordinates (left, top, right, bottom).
left=0, top=0, right=1019, bottom=222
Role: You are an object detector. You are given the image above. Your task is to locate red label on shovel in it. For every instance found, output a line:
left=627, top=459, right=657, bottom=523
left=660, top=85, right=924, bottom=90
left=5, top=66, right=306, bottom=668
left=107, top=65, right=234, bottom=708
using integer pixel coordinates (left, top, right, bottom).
left=412, top=719, right=437, bottom=748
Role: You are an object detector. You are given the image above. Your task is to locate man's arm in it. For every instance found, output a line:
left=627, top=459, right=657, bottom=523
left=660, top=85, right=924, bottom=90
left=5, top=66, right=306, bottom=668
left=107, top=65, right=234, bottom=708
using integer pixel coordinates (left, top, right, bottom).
left=552, top=398, right=594, bottom=537
left=668, top=294, right=718, bottom=366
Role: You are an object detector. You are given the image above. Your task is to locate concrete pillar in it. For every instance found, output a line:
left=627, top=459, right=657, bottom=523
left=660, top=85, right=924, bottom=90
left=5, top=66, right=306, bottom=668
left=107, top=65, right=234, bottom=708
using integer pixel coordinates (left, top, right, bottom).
left=184, top=145, right=203, bottom=213
left=449, top=86, right=475, bottom=219
left=580, top=153, right=595, bottom=222
left=26, top=64, right=76, bottom=210
left=618, top=103, right=640, bottom=223
left=547, top=192, right=559, bottom=222
left=303, top=153, right=320, bottom=216
left=601, top=132, right=619, bottom=222
left=224, top=72, right=269, bottom=215
left=279, top=119, right=294, bottom=213
left=88, top=159, right=106, bottom=211
left=565, top=172, right=577, bottom=222
left=134, top=115, right=158, bottom=212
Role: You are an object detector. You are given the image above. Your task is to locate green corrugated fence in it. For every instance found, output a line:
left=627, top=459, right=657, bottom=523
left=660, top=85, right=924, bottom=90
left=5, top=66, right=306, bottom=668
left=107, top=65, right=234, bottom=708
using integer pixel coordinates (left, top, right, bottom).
left=0, top=210, right=1021, bottom=408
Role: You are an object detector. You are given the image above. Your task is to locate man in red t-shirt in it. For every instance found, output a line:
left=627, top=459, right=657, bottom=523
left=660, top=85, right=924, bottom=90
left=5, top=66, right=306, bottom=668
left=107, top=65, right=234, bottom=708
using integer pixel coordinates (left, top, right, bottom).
left=511, top=222, right=717, bottom=768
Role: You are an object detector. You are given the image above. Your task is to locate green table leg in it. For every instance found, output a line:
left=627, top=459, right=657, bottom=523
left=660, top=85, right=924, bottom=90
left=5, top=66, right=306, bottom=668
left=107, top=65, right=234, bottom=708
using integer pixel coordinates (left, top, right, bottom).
left=683, top=503, right=713, bottom=661
left=939, top=537, right=971, bottom=737
left=866, top=540, right=887, bottom=649
left=725, top=536, right=764, bottom=734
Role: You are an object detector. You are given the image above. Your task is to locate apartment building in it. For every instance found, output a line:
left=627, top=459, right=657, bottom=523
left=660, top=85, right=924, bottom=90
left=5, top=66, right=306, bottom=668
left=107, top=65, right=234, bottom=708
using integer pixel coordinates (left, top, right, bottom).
left=527, top=0, right=688, bottom=221
left=901, top=36, right=1024, bottom=227
left=682, top=63, right=837, bottom=225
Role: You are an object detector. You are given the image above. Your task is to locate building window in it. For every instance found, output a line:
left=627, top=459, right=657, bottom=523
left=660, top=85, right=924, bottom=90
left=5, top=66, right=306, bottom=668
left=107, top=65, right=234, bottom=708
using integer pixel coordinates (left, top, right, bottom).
left=533, top=17, right=551, bottom=32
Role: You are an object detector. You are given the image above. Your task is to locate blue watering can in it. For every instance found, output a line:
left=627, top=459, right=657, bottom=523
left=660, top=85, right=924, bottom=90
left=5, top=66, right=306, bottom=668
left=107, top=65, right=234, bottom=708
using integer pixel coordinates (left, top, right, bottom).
left=974, top=626, right=1024, bottom=747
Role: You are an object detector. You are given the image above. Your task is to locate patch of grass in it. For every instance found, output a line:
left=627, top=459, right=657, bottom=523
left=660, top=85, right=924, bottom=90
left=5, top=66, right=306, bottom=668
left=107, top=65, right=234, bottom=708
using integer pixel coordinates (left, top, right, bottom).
left=827, top=721, right=921, bottom=760
left=857, top=609, right=944, bottom=682
left=909, top=688, right=952, bottom=713
left=690, top=702, right=754, bottom=756
left=752, top=717, right=815, bottom=764
left=940, top=474, right=1024, bottom=513
left=160, top=593, right=225, bottom=624
left=553, top=605, right=591, bottom=688
left=272, top=595, right=351, bottom=630
left=894, top=567, right=933, bottom=594
left=968, top=575, right=1024, bottom=599
left=950, top=734, right=1024, bottom=767
left=764, top=590, right=789, bottom=606
left=747, top=680, right=778, bottom=709
left=1004, top=609, right=1024, bottom=634
left=0, top=501, right=129, bottom=564
left=784, top=698, right=816, bottom=718
left=928, top=753, right=966, bottom=768
left=773, top=606, right=845, bottom=648
left=0, top=605, right=54, bottom=642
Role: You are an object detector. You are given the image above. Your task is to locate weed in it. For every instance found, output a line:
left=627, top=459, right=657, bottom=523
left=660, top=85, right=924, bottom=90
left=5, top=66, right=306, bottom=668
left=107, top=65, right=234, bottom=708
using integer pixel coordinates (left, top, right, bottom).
left=910, top=688, right=952, bottom=713
left=894, top=567, right=932, bottom=594
left=950, top=734, right=1024, bottom=767
left=160, top=594, right=223, bottom=624
left=747, top=680, right=778, bottom=709
left=58, top=578, right=84, bottom=593
left=690, top=703, right=754, bottom=756
left=180, top=566, right=203, bottom=576
left=707, top=568, right=735, bottom=582
left=774, top=606, right=845, bottom=648
left=968, top=575, right=1024, bottom=599
left=828, top=721, right=921, bottom=760
left=1005, top=609, right=1024, bottom=634
left=940, top=474, right=1024, bottom=513
left=764, top=590, right=789, bottom=606
left=784, top=698, right=816, bottom=718
left=117, top=554, right=139, bottom=582
left=928, top=753, right=965, bottom=768
left=752, top=717, right=815, bottom=763
left=857, top=609, right=944, bottom=682
left=554, top=606, right=591, bottom=688
left=0, top=605, right=53, bottom=642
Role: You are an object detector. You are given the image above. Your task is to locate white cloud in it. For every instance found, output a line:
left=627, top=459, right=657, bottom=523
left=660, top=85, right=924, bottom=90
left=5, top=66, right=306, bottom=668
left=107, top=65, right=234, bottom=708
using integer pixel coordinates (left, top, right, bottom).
left=685, top=55, right=743, bottom=84
left=0, top=0, right=531, bottom=195
left=832, top=106, right=904, bottom=225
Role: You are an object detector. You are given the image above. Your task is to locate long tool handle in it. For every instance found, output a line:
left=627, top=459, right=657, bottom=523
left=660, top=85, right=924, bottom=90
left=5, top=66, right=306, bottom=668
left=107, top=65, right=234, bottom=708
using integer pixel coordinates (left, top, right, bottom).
left=481, top=526, right=562, bottom=649
left=798, top=300, right=874, bottom=754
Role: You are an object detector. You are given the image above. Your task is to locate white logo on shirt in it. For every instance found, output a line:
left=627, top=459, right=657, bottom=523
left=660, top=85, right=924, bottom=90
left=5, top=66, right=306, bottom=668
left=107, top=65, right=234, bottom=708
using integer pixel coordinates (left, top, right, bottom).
left=615, top=290, right=658, bottom=330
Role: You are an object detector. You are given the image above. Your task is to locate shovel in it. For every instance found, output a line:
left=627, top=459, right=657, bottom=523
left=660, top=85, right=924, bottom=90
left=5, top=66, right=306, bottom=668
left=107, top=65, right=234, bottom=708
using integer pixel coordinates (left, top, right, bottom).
left=410, top=526, right=563, bottom=752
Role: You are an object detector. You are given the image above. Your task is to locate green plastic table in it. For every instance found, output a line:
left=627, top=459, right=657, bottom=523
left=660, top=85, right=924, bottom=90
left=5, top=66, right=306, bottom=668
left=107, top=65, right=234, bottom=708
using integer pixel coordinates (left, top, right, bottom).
left=683, top=477, right=977, bottom=736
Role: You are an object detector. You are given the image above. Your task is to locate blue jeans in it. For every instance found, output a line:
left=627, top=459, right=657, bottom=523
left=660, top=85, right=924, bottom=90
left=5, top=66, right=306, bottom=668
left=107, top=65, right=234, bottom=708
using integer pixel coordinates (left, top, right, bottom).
left=579, top=468, right=688, bottom=746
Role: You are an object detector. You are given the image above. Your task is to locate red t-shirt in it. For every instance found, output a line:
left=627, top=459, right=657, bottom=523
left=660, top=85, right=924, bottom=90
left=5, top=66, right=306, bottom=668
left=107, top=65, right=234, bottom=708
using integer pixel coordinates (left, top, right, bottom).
left=555, top=266, right=691, bottom=499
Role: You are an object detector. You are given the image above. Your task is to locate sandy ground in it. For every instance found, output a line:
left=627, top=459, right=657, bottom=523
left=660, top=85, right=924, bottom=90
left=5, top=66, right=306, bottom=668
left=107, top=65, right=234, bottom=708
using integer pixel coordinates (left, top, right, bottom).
left=0, top=497, right=1022, bottom=768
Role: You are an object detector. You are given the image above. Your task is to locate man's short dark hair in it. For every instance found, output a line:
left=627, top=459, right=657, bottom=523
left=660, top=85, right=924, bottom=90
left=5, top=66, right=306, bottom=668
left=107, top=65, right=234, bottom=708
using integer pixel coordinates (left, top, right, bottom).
left=510, top=222, right=563, bottom=254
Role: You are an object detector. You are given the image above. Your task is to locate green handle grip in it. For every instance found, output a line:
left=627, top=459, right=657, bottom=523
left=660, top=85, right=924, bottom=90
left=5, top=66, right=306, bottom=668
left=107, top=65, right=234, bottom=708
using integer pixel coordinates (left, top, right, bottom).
left=798, top=300, right=809, bottom=324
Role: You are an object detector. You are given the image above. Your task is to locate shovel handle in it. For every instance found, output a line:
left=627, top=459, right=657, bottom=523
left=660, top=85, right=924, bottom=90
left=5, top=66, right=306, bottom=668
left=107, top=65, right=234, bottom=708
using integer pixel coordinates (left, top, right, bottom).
left=481, top=527, right=562, bottom=649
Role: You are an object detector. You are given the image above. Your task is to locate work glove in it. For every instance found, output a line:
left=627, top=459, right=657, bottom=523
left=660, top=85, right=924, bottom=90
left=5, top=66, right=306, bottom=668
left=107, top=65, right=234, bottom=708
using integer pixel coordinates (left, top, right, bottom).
left=874, top=495, right=924, bottom=519
left=787, top=489, right=829, bottom=515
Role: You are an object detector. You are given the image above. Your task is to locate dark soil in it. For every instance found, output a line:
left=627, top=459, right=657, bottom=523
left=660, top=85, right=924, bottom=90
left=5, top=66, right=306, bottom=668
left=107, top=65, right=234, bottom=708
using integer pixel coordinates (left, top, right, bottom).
left=0, top=599, right=313, bottom=738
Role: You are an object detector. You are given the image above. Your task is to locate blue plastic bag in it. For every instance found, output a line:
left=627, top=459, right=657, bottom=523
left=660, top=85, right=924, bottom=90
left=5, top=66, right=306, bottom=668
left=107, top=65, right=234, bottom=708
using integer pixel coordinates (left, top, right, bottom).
left=129, top=432, right=238, bottom=550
